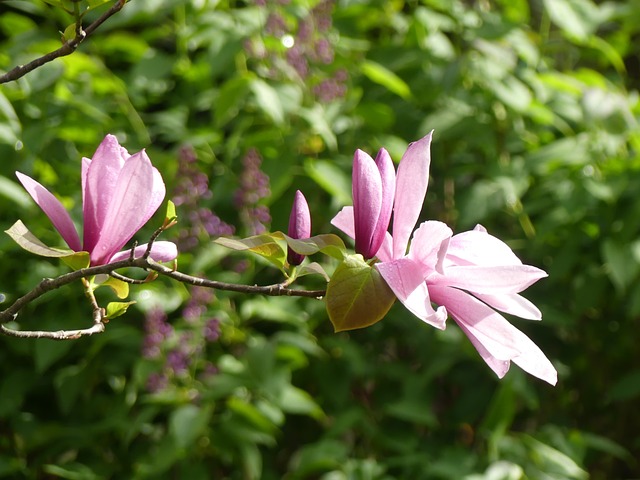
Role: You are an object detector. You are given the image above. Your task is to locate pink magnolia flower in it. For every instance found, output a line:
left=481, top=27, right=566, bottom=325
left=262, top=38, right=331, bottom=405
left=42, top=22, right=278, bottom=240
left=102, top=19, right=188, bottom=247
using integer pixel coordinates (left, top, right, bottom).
left=350, top=147, right=395, bottom=259
left=287, top=190, right=311, bottom=266
left=17, top=134, right=178, bottom=266
left=333, top=133, right=557, bottom=384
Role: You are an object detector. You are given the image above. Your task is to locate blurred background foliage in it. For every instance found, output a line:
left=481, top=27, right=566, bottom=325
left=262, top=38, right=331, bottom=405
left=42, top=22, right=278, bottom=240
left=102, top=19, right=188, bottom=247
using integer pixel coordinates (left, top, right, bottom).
left=0, top=0, right=639, bottom=478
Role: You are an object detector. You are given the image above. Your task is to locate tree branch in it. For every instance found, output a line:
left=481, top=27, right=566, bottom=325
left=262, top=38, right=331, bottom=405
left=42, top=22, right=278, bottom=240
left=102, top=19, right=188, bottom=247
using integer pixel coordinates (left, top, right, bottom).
left=0, top=255, right=326, bottom=339
left=0, top=0, right=127, bottom=84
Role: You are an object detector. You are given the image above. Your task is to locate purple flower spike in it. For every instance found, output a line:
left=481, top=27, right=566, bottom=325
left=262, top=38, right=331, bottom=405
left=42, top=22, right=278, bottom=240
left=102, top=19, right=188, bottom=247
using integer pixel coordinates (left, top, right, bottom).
left=287, top=190, right=311, bottom=266
left=351, top=148, right=395, bottom=259
left=17, top=134, right=178, bottom=266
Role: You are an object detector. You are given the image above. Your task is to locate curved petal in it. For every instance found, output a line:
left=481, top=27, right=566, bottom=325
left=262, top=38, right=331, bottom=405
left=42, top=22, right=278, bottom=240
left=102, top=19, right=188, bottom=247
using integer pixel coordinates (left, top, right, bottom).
left=392, top=132, right=433, bottom=258
left=16, top=172, right=81, bottom=251
left=377, top=257, right=446, bottom=329
left=109, top=241, right=178, bottom=263
left=369, top=148, right=395, bottom=257
left=454, top=319, right=511, bottom=378
left=473, top=292, right=542, bottom=320
left=89, top=150, right=158, bottom=265
left=438, top=264, right=548, bottom=294
left=331, top=206, right=355, bottom=239
left=447, top=228, right=523, bottom=267
left=353, top=149, right=382, bottom=258
left=430, top=285, right=556, bottom=385
left=407, top=220, right=452, bottom=274
left=83, top=134, right=130, bottom=252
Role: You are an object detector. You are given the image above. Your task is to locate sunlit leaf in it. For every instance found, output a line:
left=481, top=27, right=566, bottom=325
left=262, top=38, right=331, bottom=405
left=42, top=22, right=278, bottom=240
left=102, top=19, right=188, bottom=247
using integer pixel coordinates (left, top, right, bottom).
left=361, top=60, right=411, bottom=99
left=104, top=301, right=136, bottom=320
left=5, top=220, right=81, bottom=258
left=326, top=254, right=396, bottom=332
left=215, top=234, right=286, bottom=270
left=100, top=276, right=130, bottom=299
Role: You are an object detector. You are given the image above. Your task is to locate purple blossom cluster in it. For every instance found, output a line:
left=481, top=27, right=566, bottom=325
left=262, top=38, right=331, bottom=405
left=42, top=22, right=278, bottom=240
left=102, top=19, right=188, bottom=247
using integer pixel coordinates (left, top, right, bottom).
left=141, top=286, right=223, bottom=393
left=247, top=0, right=348, bottom=102
left=172, top=146, right=235, bottom=251
left=233, top=148, right=271, bottom=235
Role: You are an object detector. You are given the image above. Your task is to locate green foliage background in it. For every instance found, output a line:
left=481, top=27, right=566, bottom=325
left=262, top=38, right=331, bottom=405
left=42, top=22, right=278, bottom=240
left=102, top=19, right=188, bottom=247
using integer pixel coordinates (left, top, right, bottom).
left=1, top=0, right=639, bottom=478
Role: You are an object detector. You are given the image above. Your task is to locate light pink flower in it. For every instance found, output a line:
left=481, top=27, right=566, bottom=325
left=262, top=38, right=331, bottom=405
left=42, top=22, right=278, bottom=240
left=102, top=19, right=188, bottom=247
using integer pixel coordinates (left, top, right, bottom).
left=287, top=190, right=311, bottom=266
left=17, top=134, right=177, bottom=266
left=333, top=133, right=557, bottom=384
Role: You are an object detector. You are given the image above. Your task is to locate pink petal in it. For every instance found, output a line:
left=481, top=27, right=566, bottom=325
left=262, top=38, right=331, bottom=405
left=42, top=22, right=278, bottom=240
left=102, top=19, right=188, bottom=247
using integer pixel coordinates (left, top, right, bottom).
left=447, top=229, right=523, bottom=267
left=473, top=292, right=543, bottom=320
left=109, top=241, right=178, bottom=263
left=89, top=150, right=159, bottom=265
left=407, top=220, right=452, bottom=274
left=353, top=149, right=383, bottom=258
left=369, top=148, right=395, bottom=257
left=437, top=264, right=548, bottom=294
left=287, top=190, right=312, bottom=265
left=331, top=206, right=355, bottom=239
left=430, top=285, right=556, bottom=385
left=331, top=206, right=393, bottom=262
left=392, top=132, right=433, bottom=258
left=376, top=257, right=447, bottom=329
left=454, top=319, right=511, bottom=378
left=83, top=134, right=130, bottom=252
left=16, top=172, right=82, bottom=251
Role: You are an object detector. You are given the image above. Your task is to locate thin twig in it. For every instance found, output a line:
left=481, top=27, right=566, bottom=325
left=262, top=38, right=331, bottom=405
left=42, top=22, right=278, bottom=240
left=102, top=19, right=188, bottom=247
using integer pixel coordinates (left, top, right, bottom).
left=0, top=256, right=327, bottom=338
left=0, top=0, right=126, bottom=84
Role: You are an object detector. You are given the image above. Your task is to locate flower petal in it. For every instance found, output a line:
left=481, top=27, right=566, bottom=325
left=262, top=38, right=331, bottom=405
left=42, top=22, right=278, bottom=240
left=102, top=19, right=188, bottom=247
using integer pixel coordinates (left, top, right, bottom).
left=109, top=241, right=178, bottom=263
left=369, top=148, right=395, bottom=257
left=16, top=172, right=82, bottom=251
left=90, top=150, right=159, bottom=265
left=473, top=292, right=543, bottom=320
left=437, top=264, right=548, bottom=294
left=430, top=285, right=556, bottom=385
left=353, top=149, right=383, bottom=258
left=83, top=134, right=130, bottom=252
left=377, top=257, right=447, bottom=329
left=287, top=190, right=312, bottom=265
left=407, top=220, right=452, bottom=274
left=392, top=132, right=433, bottom=258
left=446, top=228, right=524, bottom=267
left=331, top=206, right=354, bottom=239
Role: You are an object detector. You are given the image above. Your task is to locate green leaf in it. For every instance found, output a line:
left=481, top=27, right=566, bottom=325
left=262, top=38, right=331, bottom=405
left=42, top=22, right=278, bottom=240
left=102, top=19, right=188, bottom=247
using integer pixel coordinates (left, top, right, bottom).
left=86, top=0, right=112, bottom=8
left=104, top=301, right=136, bottom=320
left=542, top=0, right=599, bottom=41
left=361, top=60, right=412, bottom=100
left=99, top=276, right=130, bottom=299
left=215, top=234, right=286, bottom=270
left=61, top=251, right=90, bottom=270
left=5, top=220, right=84, bottom=259
left=325, top=254, right=396, bottom=332
left=272, top=232, right=346, bottom=260
left=169, top=404, right=212, bottom=450
left=296, top=262, right=330, bottom=282
left=250, top=79, right=284, bottom=124
left=164, top=200, right=177, bottom=225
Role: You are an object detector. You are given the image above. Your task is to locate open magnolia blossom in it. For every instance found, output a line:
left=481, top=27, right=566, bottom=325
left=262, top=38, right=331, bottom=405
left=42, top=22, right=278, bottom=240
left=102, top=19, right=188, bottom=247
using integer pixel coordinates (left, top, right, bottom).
left=17, top=134, right=177, bottom=266
left=332, top=133, right=557, bottom=385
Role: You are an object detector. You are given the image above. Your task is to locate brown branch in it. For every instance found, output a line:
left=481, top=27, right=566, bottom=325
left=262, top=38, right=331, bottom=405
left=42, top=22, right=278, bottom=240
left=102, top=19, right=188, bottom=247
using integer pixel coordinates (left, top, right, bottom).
left=0, top=0, right=126, bottom=84
left=0, top=255, right=326, bottom=340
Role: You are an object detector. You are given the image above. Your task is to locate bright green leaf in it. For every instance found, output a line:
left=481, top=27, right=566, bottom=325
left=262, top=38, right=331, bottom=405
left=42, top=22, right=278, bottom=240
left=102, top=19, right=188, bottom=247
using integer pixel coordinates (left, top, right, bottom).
left=296, top=262, right=330, bottom=282
left=326, top=254, right=396, bottom=332
left=215, top=234, right=286, bottom=270
left=99, top=276, right=130, bottom=299
left=272, top=232, right=346, bottom=260
left=251, top=79, right=284, bottom=124
left=361, top=60, right=412, bottom=100
left=61, top=251, right=90, bottom=270
left=104, top=301, right=136, bottom=320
